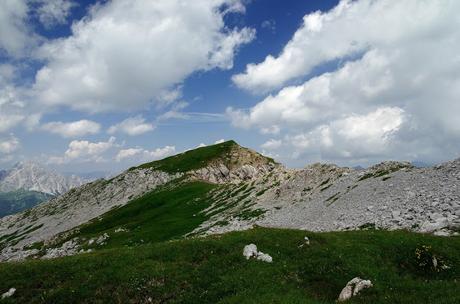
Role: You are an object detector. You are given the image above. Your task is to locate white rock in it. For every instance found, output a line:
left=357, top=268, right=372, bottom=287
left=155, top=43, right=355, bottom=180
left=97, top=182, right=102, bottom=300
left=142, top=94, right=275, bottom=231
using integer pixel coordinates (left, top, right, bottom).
left=353, top=279, right=373, bottom=296
left=256, top=252, right=273, bottom=263
left=391, top=211, right=401, bottom=219
left=96, top=233, right=109, bottom=245
left=243, top=244, right=273, bottom=262
left=1, top=288, right=16, bottom=299
left=337, top=277, right=372, bottom=302
left=243, top=244, right=258, bottom=260
left=420, top=217, right=449, bottom=232
left=433, top=229, right=451, bottom=237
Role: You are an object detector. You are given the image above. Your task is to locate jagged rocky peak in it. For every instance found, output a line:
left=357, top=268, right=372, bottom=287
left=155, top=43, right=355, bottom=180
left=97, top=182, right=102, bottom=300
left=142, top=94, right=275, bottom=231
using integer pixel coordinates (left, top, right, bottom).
left=0, top=161, right=84, bottom=195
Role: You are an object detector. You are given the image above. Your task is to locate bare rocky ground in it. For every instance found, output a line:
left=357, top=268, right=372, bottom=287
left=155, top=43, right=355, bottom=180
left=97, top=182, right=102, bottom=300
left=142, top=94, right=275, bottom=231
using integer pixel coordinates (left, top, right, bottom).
left=193, top=159, right=460, bottom=237
left=1, top=142, right=459, bottom=262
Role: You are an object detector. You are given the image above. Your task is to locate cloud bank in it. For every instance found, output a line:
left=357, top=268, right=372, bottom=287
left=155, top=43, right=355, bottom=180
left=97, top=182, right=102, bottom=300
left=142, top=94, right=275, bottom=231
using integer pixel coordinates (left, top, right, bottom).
left=33, top=0, right=255, bottom=112
left=230, top=0, right=460, bottom=165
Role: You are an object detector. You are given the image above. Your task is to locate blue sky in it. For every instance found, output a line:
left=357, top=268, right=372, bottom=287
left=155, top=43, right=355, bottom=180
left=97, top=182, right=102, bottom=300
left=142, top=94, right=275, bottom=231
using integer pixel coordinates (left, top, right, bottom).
left=1, top=0, right=460, bottom=174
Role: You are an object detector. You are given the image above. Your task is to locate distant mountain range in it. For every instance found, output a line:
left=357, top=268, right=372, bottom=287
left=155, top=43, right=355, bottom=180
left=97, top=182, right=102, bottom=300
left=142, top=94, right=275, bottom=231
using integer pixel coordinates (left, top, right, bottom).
left=0, top=161, right=87, bottom=218
left=0, top=161, right=85, bottom=196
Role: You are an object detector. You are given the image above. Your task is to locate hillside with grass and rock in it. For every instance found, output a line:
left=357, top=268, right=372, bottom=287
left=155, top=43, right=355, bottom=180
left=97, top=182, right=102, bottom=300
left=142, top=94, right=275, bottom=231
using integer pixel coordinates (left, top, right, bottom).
left=0, top=141, right=459, bottom=303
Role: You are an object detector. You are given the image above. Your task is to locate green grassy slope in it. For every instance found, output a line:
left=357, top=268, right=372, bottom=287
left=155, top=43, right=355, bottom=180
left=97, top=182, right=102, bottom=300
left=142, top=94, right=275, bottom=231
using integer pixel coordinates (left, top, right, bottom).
left=0, top=228, right=458, bottom=303
left=55, top=181, right=217, bottom=249
left=0, top=190, right=53, bottom=218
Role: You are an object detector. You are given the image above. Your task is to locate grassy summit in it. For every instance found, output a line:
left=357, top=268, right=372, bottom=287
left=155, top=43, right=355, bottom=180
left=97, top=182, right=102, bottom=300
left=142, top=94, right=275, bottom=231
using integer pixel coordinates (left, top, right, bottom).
left=0, top=228, right=458, bottom=303
left=134, top=140, right=275, bottom=174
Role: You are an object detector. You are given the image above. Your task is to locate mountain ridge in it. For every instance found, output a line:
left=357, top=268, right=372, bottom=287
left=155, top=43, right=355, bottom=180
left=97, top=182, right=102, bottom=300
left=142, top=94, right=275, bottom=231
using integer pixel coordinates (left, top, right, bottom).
left=0, top=141, right=458, bottom=262
left=0, top=141, right=278, bottom=260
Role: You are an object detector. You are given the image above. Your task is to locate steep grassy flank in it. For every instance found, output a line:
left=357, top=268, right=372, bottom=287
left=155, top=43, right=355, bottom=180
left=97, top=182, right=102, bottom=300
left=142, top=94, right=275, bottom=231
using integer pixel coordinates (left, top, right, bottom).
left=64, top=181, right=217, bottom=248
left=135, top=140, right=239, bottom=173
left=0, top=190, right=53, bottom=218
left=0, top=228, right=458, bottom=303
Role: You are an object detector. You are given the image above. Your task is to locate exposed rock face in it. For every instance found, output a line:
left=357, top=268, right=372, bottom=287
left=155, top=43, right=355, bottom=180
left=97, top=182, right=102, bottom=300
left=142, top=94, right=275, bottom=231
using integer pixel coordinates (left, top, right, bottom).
left=189, top=163, right=276, bottom=184
left=188, top=143, right=280, bottom=184
left=338, top=277, right=373, bottom=302
left=0, top=161, right=84, bottom=195
left=195, top=159, right=460, bottom=237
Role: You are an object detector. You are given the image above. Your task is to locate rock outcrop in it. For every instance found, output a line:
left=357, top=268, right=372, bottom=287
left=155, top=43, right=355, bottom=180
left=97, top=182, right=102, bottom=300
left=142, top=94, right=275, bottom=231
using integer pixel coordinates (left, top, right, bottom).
left=189, top=163, right=276, bottom=184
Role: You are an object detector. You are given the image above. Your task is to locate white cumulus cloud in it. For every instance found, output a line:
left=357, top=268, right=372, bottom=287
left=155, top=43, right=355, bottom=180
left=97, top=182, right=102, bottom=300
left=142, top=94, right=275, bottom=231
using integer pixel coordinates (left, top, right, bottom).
left=229, top=0, right=460, bottom=165
left=32, top=0, right=255, bottom=112
left=115, top=146, right=175, bottom=162
left=42, top=120, right=101, bottom=138
left=108, top=116, right=155, bottom=136
left=48, top=137, right=116, bottom=164
left=0, top=0, right=34, bottom=57
left=261, top=139, right=282, bottom=150
left=287, top=107, right=405, bottom=160
left=0, top=134, right=20, bottom=154
left=35, top=0, right=76, bottom=28
left=233, top=0, right=460, bottom=93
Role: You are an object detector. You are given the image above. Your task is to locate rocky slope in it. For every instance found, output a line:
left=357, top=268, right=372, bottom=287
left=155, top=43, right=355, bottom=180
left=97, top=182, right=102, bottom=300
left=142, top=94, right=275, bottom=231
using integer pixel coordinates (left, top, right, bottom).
left=0, top=141, right=459, bottom=262
left=0, top=161, right=84, bottom=195
left=196, top=159, right=460, bottom=237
